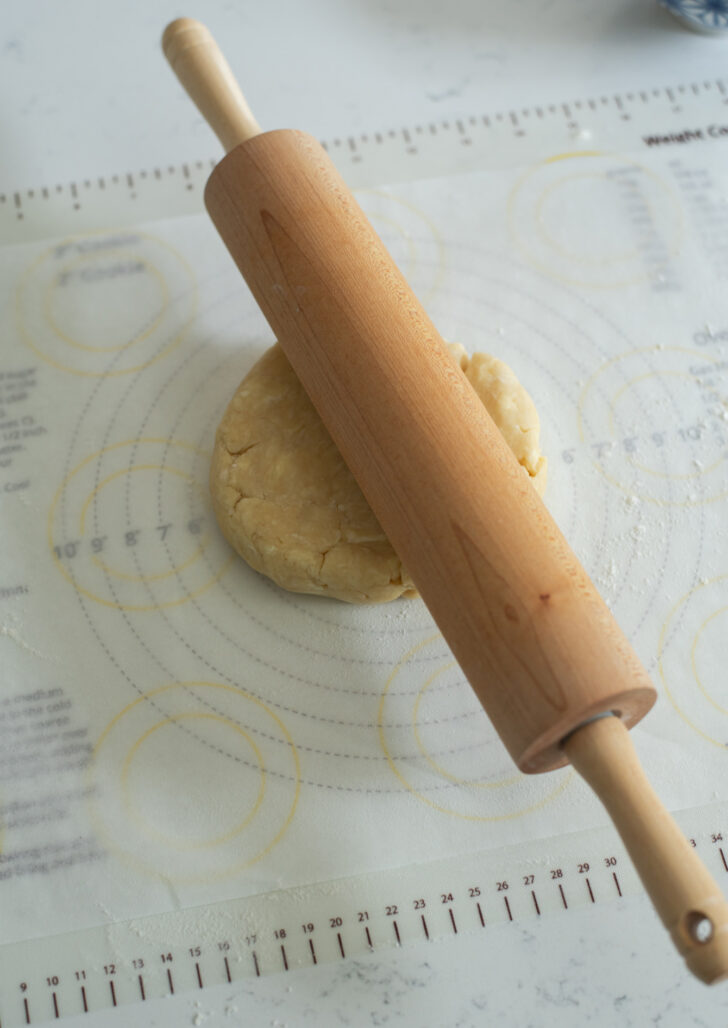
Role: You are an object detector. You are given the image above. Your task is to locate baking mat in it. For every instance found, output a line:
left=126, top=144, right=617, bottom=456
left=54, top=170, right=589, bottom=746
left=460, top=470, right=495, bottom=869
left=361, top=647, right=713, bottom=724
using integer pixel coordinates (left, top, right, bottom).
left=1, top=123, right=727, bottom=1021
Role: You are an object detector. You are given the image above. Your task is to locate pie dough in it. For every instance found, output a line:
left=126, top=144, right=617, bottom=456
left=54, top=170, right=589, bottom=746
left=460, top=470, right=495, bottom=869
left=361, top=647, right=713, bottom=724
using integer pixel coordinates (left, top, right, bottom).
left=210, top=342, right=547, bottom=604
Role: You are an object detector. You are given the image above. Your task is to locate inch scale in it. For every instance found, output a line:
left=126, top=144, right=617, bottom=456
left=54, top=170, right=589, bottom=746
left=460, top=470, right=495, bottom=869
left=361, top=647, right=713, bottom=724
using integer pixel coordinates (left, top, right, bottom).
left=1, top=77, right=728, bottom=1025
left=0, top=76, right=726, bottom=243
left=1, top=811, right=726, bottom=1027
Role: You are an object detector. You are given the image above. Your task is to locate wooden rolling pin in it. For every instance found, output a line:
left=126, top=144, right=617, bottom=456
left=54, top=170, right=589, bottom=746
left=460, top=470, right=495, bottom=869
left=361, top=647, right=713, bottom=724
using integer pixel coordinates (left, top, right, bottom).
left=162, top=18, right=728, bottom=983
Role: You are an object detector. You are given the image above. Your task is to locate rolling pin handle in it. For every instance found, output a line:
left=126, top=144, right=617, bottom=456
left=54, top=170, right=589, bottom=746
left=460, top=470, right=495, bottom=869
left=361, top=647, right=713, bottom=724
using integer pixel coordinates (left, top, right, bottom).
left=563, top=715, right=728, bottom=984
left=162, top=17, right=261, bottom=152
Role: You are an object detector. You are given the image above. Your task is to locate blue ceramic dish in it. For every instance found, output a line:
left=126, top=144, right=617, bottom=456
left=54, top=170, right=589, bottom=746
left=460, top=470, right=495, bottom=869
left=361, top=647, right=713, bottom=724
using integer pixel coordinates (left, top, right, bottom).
left=659, top=0, right=728, bottom=32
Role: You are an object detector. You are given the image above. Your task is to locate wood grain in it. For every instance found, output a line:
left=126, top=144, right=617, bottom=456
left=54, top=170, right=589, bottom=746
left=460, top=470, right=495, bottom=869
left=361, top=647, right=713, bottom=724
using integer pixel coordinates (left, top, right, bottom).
left=204, top=130, right=657, bottom=773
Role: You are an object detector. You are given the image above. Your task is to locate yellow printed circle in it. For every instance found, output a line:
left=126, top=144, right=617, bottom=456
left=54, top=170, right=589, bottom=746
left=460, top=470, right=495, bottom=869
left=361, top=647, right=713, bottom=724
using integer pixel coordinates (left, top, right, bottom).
left=691, top=612, right=728, bottom=718
left=48, top=438, right=233, bottom=610
left=507, top=151, right=683, bottom=289
left=659, top=578, right=728, bottom=749
left=412, top=661, right=521, bottom=788
left=378, top=636, right=571, bottom=820
left=534, top=173, right=641, bottom=265
left=81, top=466, right=210, bottom=584
left=577, top=347, right=728, bottom=506
left=42, top=250, right=169, bottom=353
left=88, top=682, right=301, bottom=883
left=16, top=231, right=197, bottom=376
left=120, top=713, right=267, bottom=850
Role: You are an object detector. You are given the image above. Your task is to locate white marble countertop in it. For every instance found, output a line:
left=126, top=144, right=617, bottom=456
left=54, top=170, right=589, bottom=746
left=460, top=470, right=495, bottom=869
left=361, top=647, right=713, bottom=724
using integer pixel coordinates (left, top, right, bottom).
left=3, top=0, right=728, bottom=195
left=3, top=1, right=728, bottom=1024
left=51, top=898, right=728, bottom=1027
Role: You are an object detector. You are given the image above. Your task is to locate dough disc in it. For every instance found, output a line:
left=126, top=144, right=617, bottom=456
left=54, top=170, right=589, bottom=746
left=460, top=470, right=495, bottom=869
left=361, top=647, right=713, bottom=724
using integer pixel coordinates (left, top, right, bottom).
left=210, top=342, right=547, bottom=604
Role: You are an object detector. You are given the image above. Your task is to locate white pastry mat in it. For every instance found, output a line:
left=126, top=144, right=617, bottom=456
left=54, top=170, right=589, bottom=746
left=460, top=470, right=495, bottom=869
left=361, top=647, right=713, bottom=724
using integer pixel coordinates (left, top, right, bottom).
left=1, top=141, right=727, bottom=956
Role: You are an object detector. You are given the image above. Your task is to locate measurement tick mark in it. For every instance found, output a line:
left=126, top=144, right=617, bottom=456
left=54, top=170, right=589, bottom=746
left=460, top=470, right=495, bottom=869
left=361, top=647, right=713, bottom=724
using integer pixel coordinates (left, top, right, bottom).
left=224, top=957, right=231, bottom=983
left=421, top=914, right=430, bottom=940
left=531, top=891, right=541, bottom=916
left=109, top=980, right=117, bottom=1007
left=504, top=896, right=513, bottom=921
left=558, top=885, right=568, bottom=910
left=309, top=938, right=317, bottom=964
left=477, top=902, right=485, bottom=927
left=281, top=944, right=289, bottom=971
left=586, top=878, right=595, bottom=903
left=449, top=908, right=458, bottom=934
left=138, top=975, right=146, bottom=1000
left=393, top=920, right=401, bottom=945
left=81, top=987, right=88, bottom=1013
left=337, top=932, right=346, bottom=958
left=52, top=993, right=59, bottom=1019
left=166, top=968, right=174, bottom=994
left=195, top=962, right=203, bottom=988
left=612, top=872, right=623, bottom=897
left=23, top=997, right=30, bottom=1024
left=253, top=951, right=261, bottom=977
left=720, top=848, right=727, bottom=872
left=365, top=927, right=373, bottom=949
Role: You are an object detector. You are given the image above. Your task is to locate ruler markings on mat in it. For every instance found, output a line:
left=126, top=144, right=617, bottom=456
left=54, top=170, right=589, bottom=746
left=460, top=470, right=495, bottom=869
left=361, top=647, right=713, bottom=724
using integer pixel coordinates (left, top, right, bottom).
left=1, top=77, right=726, bottom=244
left=0, top=810, right=725, bottom=1025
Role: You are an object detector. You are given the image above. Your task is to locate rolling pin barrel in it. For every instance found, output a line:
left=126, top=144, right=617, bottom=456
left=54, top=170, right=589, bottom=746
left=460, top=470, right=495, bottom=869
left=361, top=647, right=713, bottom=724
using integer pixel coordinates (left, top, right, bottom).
left=204, top=130, right=656, bottom=773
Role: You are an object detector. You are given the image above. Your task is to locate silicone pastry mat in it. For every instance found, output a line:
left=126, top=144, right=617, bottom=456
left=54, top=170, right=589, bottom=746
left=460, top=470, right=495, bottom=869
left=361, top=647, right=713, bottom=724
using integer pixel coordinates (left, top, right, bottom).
left=1, top=143, right=727, bottom=947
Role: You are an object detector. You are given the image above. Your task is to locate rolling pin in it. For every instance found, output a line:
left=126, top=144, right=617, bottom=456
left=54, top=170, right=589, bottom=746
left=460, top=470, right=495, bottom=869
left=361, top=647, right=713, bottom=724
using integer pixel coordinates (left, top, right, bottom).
left=162, top=18, right=728, bottom=983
